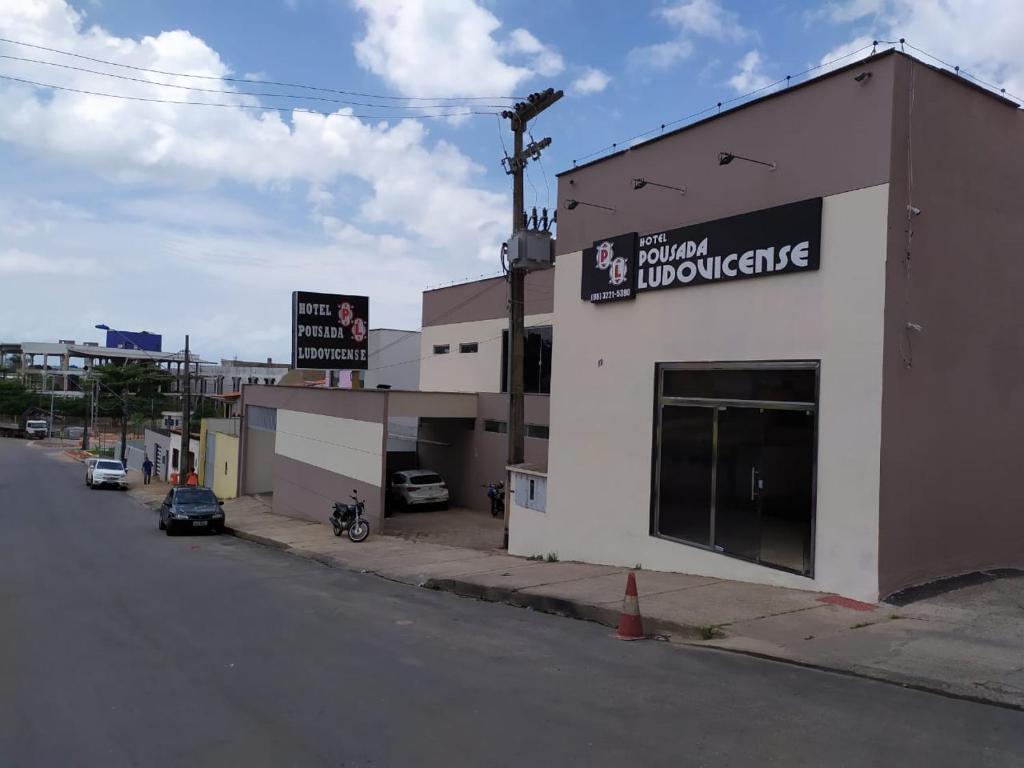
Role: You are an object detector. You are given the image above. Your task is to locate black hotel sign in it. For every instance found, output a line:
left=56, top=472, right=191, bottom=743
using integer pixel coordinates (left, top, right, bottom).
left=291, top=291, right=369, bottom=370
left=581, top=198, right=822, bottom=303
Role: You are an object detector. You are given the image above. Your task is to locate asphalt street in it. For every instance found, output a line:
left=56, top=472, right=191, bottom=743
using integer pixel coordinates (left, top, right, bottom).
left=2, top=437, right=1023, bottom=767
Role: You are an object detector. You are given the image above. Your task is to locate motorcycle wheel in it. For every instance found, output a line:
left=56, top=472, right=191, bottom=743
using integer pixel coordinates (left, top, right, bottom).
left=331, top=523, right=343, bottom=537
left=348, top=520, right=369, bottom=542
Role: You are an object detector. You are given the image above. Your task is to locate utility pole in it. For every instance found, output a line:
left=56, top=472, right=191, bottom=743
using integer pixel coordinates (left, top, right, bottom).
left=501, top=87, right=562, bottom=549
left=82, top=372, right=90, bottom=450
left=119, top=388, right=128, bottom=464
left=178, top=335, right=191, bottom=485
left=47, top=375, right=55, bottom=439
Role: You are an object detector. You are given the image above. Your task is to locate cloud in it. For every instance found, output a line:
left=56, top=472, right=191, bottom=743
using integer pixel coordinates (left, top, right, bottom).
left=0, top=192, right=435, bottom=360
left=0, top=248, right=96, bottom=275
left=818, top=1, right=1024, bottom=97
left=0, top=0, right=508, bottom=264
left=504, top=28, right=564, bottom=78
left=571, top=67, right=611, bottom=95
left=0, top=0, right=520, bottom=360
left=628, top=40, right=695, bottom=70
left=659, top=0, right=749, bottom=42
left=352, top=0, right=562, bottom=97
left=630, top=0, right=748, bottom=71
left=728, top=50, right=773, bottom=93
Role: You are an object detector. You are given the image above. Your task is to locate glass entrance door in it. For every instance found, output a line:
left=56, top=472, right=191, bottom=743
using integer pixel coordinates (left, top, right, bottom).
left=655, top=406, right=714, bottom=545
left=713, top=407, right=762, bottom=562
left=758, top=409, right=815, bottom=572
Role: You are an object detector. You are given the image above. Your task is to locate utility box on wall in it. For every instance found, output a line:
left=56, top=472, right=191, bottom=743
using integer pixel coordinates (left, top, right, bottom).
left=510, top=465, right=547, bottom=513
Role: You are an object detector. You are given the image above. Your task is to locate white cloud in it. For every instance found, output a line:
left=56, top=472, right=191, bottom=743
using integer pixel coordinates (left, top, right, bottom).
left=0, top=248, right=96, bottom=275
left=818, top=1, right=1024, bottom=97
left=0, top=193, right=436, bottom=360
left=0, top=0, right=521, bottom=359
left=0, top=0, right=508, bottom=264
left=352, top=0, right=562, bottom=97
left=659, top=0, right=749, bottom=42
left=504, top=28, right=564, bottom=78
left=630, top=0, right=748, bottom=71
left=628, top=40, right=695, bottom=70
left=728, top=50, right=773, bottom=93
left=571, top=67, right=611, bottom=95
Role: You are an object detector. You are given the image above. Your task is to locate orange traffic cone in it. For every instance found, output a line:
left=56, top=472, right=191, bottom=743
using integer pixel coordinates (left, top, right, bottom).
left=616, top=572, right=645, bottom=640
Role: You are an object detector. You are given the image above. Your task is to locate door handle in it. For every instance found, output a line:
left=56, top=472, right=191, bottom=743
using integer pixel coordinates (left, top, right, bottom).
left=750, top=467, right=760, bottom=501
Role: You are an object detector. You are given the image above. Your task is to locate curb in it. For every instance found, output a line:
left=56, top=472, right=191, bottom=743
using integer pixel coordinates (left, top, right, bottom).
left=223, top=526, right=291, bottom=551
left=689, top=642, right=1024, bottom=714
left=420, top=577, right=703, bottom=641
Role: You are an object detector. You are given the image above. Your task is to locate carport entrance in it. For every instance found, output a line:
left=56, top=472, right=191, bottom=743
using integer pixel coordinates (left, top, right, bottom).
left=384, top=506, right=504, bottom=551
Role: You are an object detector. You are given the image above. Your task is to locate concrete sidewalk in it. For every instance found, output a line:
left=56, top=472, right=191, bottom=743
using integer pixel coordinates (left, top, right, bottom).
left=128, top=480, right=1024, bottom=709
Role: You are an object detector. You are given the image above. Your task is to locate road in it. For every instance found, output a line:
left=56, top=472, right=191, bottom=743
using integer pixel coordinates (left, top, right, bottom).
left=1, top=438, right=1022, bottom=767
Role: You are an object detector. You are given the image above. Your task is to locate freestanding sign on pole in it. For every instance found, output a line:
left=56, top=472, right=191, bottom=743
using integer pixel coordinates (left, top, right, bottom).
left=291, top=291, right=370, bottom=371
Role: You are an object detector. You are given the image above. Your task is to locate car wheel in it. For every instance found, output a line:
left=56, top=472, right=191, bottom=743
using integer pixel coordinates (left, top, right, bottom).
left=158, top=516, right=165, bottom=531
left=165, top=521, right=175, bottom=536
left=214, top=522, right=224, bottom=534
left=438, top=502, right=449, bottom=511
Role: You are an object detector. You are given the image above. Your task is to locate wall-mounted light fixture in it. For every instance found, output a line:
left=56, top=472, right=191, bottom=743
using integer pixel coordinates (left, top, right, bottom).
left=632, top=178, right=686, bottom=195
left=565, top=198, right=615, bottom=212
left=718, top=151, right=776, bottom=171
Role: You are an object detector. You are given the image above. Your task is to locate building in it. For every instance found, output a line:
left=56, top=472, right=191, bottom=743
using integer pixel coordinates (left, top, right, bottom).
left=0, top=338, right=211, bottom=396
left=506, top=49, right=1024, bottom=602
left=236, top=299, right=548, bottom=522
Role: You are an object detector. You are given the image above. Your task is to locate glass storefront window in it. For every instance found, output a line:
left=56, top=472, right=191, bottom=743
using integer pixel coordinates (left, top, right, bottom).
left=652, top=363, right=818, bottom=577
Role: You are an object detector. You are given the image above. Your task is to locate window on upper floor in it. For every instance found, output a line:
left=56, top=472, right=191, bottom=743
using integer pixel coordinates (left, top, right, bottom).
left=525, top=424, right=549, bottom=440
left=433, top=344, right=450, bottom=355
left=501, top=325, right=552, bottom=395
left=459, top=342, right=479, bottom=354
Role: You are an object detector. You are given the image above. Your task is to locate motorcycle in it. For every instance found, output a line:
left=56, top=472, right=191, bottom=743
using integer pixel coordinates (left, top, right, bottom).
left=330, top=491, right=371, bottom=542
left=485, top=481, right=505, bottom=518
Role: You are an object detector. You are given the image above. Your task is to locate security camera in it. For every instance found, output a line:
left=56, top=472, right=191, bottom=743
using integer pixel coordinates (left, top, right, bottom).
left=854, top=71, right=872, bottom=83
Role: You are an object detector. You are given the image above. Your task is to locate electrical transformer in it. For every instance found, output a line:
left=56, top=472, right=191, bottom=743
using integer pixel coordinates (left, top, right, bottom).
left=506, top=230, right=555, bottom=271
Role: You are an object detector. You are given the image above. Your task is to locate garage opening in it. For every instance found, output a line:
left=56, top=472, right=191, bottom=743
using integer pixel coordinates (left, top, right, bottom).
left=651, top=362, right=818, bottom=576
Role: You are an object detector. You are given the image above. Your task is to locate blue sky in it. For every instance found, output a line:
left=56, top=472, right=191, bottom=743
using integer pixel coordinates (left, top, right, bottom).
left=0, top=0, right=1020, bottom=361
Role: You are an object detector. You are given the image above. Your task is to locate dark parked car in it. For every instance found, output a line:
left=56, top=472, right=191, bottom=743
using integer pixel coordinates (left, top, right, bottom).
left=159, top=486, right=225, bottom=535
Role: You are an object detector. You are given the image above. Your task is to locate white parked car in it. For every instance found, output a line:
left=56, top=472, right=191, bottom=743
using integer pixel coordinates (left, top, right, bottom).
left=391, top=470, right=449, bottom=510
left=88, top=459, right=128, bottom=490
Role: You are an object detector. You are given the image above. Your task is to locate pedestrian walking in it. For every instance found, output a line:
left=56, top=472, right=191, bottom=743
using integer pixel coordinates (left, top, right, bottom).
left=186, top=469, right=199, bottom=486
left=142, top=456, right=153, bottom=485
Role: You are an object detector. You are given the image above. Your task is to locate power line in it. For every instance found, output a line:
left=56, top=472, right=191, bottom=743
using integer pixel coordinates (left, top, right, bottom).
left=0, top=36, right=522, bottom=102
left=901, top=42, right=1023, bottom=103
left=569, top=40, right=1022, bottom=168
left=0, top=53, right=515, bottom=110
left=0, top=73, right=500, bottom=120
left=571, top=42, right=878, bottom=166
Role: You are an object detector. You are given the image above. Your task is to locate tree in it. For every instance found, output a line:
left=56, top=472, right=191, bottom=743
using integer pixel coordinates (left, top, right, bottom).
left=91, top=363, right=176, bottom=444
left=0, top=378, right=35, bottom=416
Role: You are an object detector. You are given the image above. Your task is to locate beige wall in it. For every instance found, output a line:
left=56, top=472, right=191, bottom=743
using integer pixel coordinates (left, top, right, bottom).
left=419, top=313, right=553, bottom=393
left=243, top=428, right=275, bottom=494
left=512, top=185, right=890, bottom=601
left=211, top=432, right=239, bottom=500
left=275, top=409, right=384, bottom=487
